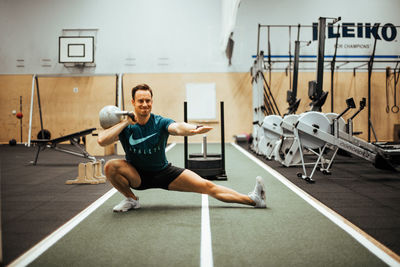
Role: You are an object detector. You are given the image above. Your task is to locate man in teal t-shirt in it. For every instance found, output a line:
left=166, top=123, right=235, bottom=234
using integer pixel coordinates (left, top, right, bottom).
left=98, top=84, right=266, bottom=212
left=118, top=113, right=173, bottom=172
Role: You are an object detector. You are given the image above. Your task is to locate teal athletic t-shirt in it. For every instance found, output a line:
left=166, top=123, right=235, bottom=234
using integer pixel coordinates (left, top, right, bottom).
left=118, top=113, right=174, bottom=172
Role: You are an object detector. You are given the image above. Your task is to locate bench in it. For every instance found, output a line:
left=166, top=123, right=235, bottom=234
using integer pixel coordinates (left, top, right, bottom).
left=30, top=128, right=97, bottom=165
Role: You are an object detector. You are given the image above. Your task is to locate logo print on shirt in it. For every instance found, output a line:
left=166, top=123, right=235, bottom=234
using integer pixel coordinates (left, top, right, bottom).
left=129, top=133, right=158, bottom=146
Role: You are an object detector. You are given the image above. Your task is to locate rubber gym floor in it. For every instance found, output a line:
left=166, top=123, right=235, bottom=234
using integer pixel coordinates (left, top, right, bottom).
left=1, top=143, right=400, bottom=266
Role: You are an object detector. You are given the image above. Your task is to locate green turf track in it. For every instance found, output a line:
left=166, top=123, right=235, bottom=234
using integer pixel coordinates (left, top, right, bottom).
left=30, top=143, right=386, bottom=267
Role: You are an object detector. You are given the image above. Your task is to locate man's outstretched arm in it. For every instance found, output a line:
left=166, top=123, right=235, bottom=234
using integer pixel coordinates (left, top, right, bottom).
left=168, top=122, right=213, bottom=136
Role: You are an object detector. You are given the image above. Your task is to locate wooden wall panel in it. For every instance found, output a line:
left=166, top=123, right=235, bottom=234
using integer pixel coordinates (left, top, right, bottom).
left=0, top=75, right=33, bottom=143
left=122, top=73, right=253, bottom=143
left=331, top=72, right=368, bottom=139
left=1, top=72, right=398, bottom=145
left=328, top=72, right=399, bottom=142
left=32, top=76, right=117, bottom=139
left=369, top=72, right=400, bottom=141
left=0, top=75, right=116, bottom=143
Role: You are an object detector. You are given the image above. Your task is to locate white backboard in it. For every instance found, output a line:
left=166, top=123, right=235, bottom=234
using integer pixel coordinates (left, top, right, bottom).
left=59, top=36, right=94, bottom=63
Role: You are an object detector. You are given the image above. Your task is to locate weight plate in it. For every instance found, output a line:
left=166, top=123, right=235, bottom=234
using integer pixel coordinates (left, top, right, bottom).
left=189, top=153, right=221, bottom=158
left=188, top=158, right=222, bottom=169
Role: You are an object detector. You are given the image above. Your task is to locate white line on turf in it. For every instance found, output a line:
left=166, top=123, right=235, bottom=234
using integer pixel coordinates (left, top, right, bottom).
left=200, top=194, right=214, bottom=267
left=9, top=143, right=177, bottom=267
left=232, top=142, right=400, bottom=267
left=8, top=188, right=117, bottom=267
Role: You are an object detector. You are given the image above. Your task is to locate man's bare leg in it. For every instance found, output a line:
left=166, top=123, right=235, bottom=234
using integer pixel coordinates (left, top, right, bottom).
left=104, top=159, right=142, bottom=199
left=168, top=169, right=256, bottom=206
left=104, top=159, right=142, bottom=212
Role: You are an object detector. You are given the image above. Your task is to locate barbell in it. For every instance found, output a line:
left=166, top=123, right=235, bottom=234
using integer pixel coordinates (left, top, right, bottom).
left=99, top=105, right=135, bottom=129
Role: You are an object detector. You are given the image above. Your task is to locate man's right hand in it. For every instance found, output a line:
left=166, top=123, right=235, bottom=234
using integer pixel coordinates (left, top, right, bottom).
left=126, top=112, right=136, bottom=124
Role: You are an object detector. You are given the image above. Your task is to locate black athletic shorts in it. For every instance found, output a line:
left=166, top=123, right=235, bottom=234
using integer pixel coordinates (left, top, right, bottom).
left=132, top=163, right=185, bottom=190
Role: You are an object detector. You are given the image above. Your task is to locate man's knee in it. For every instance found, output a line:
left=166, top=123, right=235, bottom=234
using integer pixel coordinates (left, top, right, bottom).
left=203, top=180, right=218, bottom=196
left=104, top=159, right=124, bottom=176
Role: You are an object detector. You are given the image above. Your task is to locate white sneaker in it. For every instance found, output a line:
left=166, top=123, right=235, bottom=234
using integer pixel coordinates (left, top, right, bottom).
left=113, top=197, right=141, bottom=212
left=248, top=176, right=267, bottom=208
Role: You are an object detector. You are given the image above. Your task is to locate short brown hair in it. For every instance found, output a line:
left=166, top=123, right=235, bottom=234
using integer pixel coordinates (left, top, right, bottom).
left=131, top=84, right=153, bottom=100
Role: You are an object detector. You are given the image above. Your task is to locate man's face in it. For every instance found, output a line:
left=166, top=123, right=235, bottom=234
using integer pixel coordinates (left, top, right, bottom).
left=132, top=90, right=153, bottom=117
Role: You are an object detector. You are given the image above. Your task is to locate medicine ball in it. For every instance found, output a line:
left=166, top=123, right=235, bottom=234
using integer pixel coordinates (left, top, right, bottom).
left=9, top=139, right=17, bottom=146
left=16, top=112, right=23, bottom=119
left=99, top=105, right=122, bottom=129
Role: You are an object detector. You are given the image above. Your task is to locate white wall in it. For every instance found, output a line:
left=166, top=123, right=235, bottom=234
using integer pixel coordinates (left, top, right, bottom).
left=0, top=0, right=399, bottom=74
left=233, top=0, right=400, bottom=71
left=0, top=0, right=228, bottom=74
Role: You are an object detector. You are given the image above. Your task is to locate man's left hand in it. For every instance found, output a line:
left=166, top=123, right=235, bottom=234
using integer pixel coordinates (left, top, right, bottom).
left=190, top=125, right=213, bottom=134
